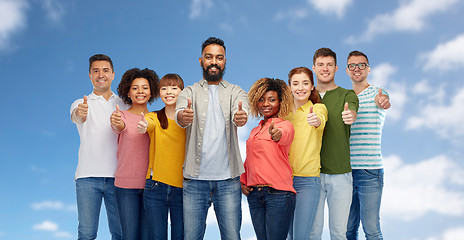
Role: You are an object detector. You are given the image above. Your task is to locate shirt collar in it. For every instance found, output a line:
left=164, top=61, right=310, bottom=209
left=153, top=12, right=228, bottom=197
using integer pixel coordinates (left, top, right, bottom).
left=199, top=79, right=229, bottom=88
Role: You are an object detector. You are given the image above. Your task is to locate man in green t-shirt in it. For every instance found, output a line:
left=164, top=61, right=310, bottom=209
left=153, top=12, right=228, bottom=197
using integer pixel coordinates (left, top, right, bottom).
left=310, top=48, right=359, bottom=240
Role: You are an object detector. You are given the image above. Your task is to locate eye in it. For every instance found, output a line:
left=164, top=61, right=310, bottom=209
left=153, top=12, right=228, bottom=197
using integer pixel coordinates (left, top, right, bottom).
left=217, top=56, right=224, bottom=61
left=258, top=98, right=264, bottom=102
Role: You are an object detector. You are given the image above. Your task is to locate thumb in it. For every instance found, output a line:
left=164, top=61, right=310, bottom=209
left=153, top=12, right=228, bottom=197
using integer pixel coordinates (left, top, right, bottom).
left=187, top=98, right=192, bottom=109
left=83, top=95, right=88, bottom=104
left=116, top=104, right=120, bottom=113
left=378, top=88, right=382, bottom=96
left=140, top=112, right=145, bottom=121
left=309, top=105, right=313, bottom=114
left=344, top=102, right=349, bottom=111
left=238, top=100, right=243, bottom=111
left=268, top=121, right=275, bottom=134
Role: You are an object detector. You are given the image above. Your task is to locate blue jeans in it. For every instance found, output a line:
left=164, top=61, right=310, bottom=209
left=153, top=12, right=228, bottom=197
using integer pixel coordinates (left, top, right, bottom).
left=183, top=177, right=242, bottom=240
left=144, top=179, right=183, bottom=240
left=115, top=187, right=148, bottom=240
left=288, top=176, right=321, bottom=240
left=247, top=186, right=296, bottom=240
left=310, top=173, right=353, bottom=240
left=76, top=177, right=122, bottom=240
left=346, top=169, right=384, bottom=240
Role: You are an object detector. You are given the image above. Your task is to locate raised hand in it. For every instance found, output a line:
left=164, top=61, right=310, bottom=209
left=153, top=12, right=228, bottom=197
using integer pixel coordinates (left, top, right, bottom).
left=178, top=98, right=194, bottom=127
left=234, top=100, right=248, bottom=127
left=75, top=95, right=88, bottom=123
left=375, top=88, right=391, bottom=110
left=137, top=112, right=149, bottom=133
left=342, top=102, right=357, bottom=125
left=307, top=105, right=321, bottom=127
left=110, top=104, right=124, bottom=131
left=268, top=121, right=282, bottom=142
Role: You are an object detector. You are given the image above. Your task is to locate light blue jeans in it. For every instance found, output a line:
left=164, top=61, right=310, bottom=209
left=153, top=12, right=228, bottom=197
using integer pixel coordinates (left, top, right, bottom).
left=183, top=177, right=242, bottom=240
left=76, top=177, right=122, bottom=240
left=288, top=176, right=321, bottom=240
left=310, top=173, right=353, bottom=240
left=346, top=169, right=384, bottom=240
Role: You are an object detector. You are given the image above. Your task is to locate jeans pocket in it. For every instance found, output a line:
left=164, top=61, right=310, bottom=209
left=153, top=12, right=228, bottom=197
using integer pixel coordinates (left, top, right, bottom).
left=145, top=179, right=159, bottom=190
left=363, top=169, right=383, bottom=178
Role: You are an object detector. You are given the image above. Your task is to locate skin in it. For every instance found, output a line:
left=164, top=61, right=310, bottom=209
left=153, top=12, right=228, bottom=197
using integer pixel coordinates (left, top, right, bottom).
left=347, top=55, right=391, bottom=110
left=290, top=73, right=321, bottom=127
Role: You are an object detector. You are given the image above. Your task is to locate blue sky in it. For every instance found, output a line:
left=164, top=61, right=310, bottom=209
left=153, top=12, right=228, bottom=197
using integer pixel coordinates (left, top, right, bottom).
left=1, top=0, right=464, bottom=239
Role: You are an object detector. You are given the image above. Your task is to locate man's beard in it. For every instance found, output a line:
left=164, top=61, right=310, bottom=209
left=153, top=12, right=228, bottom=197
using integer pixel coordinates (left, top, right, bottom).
left=202, top=64, right=226, bottom=82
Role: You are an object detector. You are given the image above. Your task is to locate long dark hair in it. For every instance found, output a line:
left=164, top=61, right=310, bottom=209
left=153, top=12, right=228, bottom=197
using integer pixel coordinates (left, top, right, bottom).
left=156, top=73, right=184, bottom=129
left=288, top=67, right=321, bottom=104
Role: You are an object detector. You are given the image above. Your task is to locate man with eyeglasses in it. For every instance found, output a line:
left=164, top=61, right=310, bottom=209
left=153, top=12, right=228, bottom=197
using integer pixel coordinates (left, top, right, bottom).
left=310, top=48, right=359, bottom=240
left=345, top=50, right=390, bottom=240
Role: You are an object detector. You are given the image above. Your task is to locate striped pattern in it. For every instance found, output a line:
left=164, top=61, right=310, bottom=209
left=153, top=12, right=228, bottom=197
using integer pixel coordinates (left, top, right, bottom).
left=350, top=86, right=387, bottom=169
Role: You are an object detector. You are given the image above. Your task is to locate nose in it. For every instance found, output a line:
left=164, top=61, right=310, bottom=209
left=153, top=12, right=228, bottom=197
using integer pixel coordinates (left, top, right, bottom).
left=263, top=99, right=270, bottom=106
left=211, top=57, right=217, bottom=65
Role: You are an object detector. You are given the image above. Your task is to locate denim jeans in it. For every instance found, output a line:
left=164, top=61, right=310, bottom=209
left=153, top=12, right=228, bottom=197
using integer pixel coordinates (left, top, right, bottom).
left=346, top=169, right=384, bottom=240
left=247, top=186, right=296, bottom=240
left=288, top=176, right=321, bottom=240
left=183, top=177, right=242, bottom=240
left=76, top=177, right=122, bottom=240
left=115, top=187, right=149, bottom=240
left=310, top=172, right=353, bottom=240
left=144, top=179, right=183, bottom=240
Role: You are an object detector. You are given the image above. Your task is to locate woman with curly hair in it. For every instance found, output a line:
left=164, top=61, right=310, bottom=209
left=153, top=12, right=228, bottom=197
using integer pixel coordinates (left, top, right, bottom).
left=110, top=67, right=159, bottom=240
left=240, top=77, right=296, bottom=240
left=285, top=67, right=328, bottom=240
left=137, top=73, right=186, bottom=240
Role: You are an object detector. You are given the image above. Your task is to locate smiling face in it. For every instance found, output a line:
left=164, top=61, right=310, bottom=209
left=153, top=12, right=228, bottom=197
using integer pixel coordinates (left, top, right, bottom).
left=258, top=90, right=280, bottom=120
left=346, top=55, right=370, bottom=83
left=128, top=78, right=151, bottom=106
left=312, top=56, right=338, bottom=84
left=200, top=44, right=226, bottom=83
left=159, top=84, right=182, bottom=107
left=89, top=60, right=114, bottom=94
left=290, top=72, right=314, bottom=106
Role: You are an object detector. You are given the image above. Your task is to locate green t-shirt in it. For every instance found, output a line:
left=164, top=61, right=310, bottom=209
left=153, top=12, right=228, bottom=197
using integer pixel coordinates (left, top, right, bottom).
left=319, top=86, right=359, bottom=174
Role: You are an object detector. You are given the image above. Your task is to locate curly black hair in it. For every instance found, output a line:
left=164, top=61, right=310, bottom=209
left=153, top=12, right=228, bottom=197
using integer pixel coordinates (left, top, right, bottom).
left=202, top=37, right=226, bottom=53
left=117, top=68, right=159, bottom=105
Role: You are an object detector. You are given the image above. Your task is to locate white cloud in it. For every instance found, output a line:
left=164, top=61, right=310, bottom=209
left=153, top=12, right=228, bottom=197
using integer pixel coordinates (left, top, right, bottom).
left=307, top=0, right=352, bottom=18
left=275, top=7, right=309, bottom=22
left=406, top=87, right=464, bottom=139
left=0, top=0, right=28, bottom=50
left=382, top=154, right=464, bottom=221
left=189, top=0, right=213, bottom=19
left=41, top=0, right=65, bottom=23
left=33, top=221, right=58, bottom=232
left=369, top=63, right=406, bottom=121
left=427, top=227, right=464, bottom=240
left=412, top=79, right=432, bottom=95
left=31, top=200, right=76, bottom=211
left=421, top=34, right=464, bottom=71
left=347, top=0, right=459, bottom=43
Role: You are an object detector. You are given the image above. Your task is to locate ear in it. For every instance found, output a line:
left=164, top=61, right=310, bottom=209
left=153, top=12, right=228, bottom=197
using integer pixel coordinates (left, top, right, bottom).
left=335, top=65, right=339, bottom=73
left=199, top=57, right=202, bottom=66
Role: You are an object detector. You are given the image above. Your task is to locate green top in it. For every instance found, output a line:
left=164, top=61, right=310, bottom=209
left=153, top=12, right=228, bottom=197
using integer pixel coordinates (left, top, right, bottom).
left=319, top=86, right=359, bottom=174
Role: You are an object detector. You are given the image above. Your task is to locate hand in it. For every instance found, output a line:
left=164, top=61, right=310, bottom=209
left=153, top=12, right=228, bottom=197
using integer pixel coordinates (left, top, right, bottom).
left=307, top=105, right=321, bottom=127
left=268, top=121, right=282, bottom=142
left=110, top=104, right=124, bottom=131
left=342, top=102, right=357, bottom=125
left=375, top=88, right=391, bottom=110
left=137, top=112, right=149, bottom=133
left=177, top=98, right=194, bottom=127
left=241, top=183, right=253, bottom=196
left=234, top=100, right=248, bottom=127
left=76, top=95, right=88, bottom=123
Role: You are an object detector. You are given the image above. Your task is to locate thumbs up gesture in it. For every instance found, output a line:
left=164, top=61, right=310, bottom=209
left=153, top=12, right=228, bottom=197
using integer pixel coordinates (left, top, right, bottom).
left=375, top=88, right=391, bottom=110
left=178, top=98, right=194, bottom=127
left=110, top=104, right=125, bottom=131
left=268, top=121, right=282, bottom=142
left=75, top=95, right=89, bottom=123
left=234, top=100, right=248, bottom=127
left=307, top=105, right=321, bottom=127
left=342, top=102, right=357, bottom=125
left=137, top=112, right=149, bottom=133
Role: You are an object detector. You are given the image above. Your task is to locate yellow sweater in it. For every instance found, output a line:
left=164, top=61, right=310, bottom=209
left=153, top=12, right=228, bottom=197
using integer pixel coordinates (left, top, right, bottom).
left=285, top=101, right=327, bottom=177
left=145, top=112, right=186, bottom=188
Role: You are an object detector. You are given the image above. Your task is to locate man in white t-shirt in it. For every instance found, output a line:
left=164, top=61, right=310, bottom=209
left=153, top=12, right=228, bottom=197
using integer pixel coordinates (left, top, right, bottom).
left=70, top=54, right=125, bottom=240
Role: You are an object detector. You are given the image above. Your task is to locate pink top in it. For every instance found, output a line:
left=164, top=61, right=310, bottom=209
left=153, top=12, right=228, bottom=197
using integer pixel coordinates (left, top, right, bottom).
left=240, top=118, right=296, bottom=193
left=113, top=110, right=150, bottom=189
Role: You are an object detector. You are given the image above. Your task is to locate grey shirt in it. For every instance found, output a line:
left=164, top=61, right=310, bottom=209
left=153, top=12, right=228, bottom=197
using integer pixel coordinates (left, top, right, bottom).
left=175, top=79, right=249, bottom=178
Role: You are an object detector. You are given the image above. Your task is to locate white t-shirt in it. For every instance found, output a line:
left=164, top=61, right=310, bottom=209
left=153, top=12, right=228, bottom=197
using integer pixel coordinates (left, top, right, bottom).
left=70, top=92, right=126, bottom=180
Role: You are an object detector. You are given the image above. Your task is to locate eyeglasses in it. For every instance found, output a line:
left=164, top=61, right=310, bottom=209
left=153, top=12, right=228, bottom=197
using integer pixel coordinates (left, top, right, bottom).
left=347, top=63, right=369, bottom=71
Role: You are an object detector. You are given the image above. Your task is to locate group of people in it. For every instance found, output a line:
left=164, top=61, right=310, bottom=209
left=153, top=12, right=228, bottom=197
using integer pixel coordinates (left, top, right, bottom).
left=70, top=37, right=390, bottom=240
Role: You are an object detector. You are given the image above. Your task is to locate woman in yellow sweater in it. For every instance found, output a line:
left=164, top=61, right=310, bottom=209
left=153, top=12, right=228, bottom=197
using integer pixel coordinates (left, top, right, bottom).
left=137, top=73, right=186, bottom=240
left=286, top=67, right=328, bottom=240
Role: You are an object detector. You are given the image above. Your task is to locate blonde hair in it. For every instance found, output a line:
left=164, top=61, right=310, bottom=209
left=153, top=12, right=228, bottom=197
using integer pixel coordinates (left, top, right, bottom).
left=248, top=78, right=293, bottom=119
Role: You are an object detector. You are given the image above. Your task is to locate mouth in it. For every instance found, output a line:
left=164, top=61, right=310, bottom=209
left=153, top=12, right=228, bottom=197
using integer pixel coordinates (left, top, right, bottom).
left=135, top=95, right=146, bottom=100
